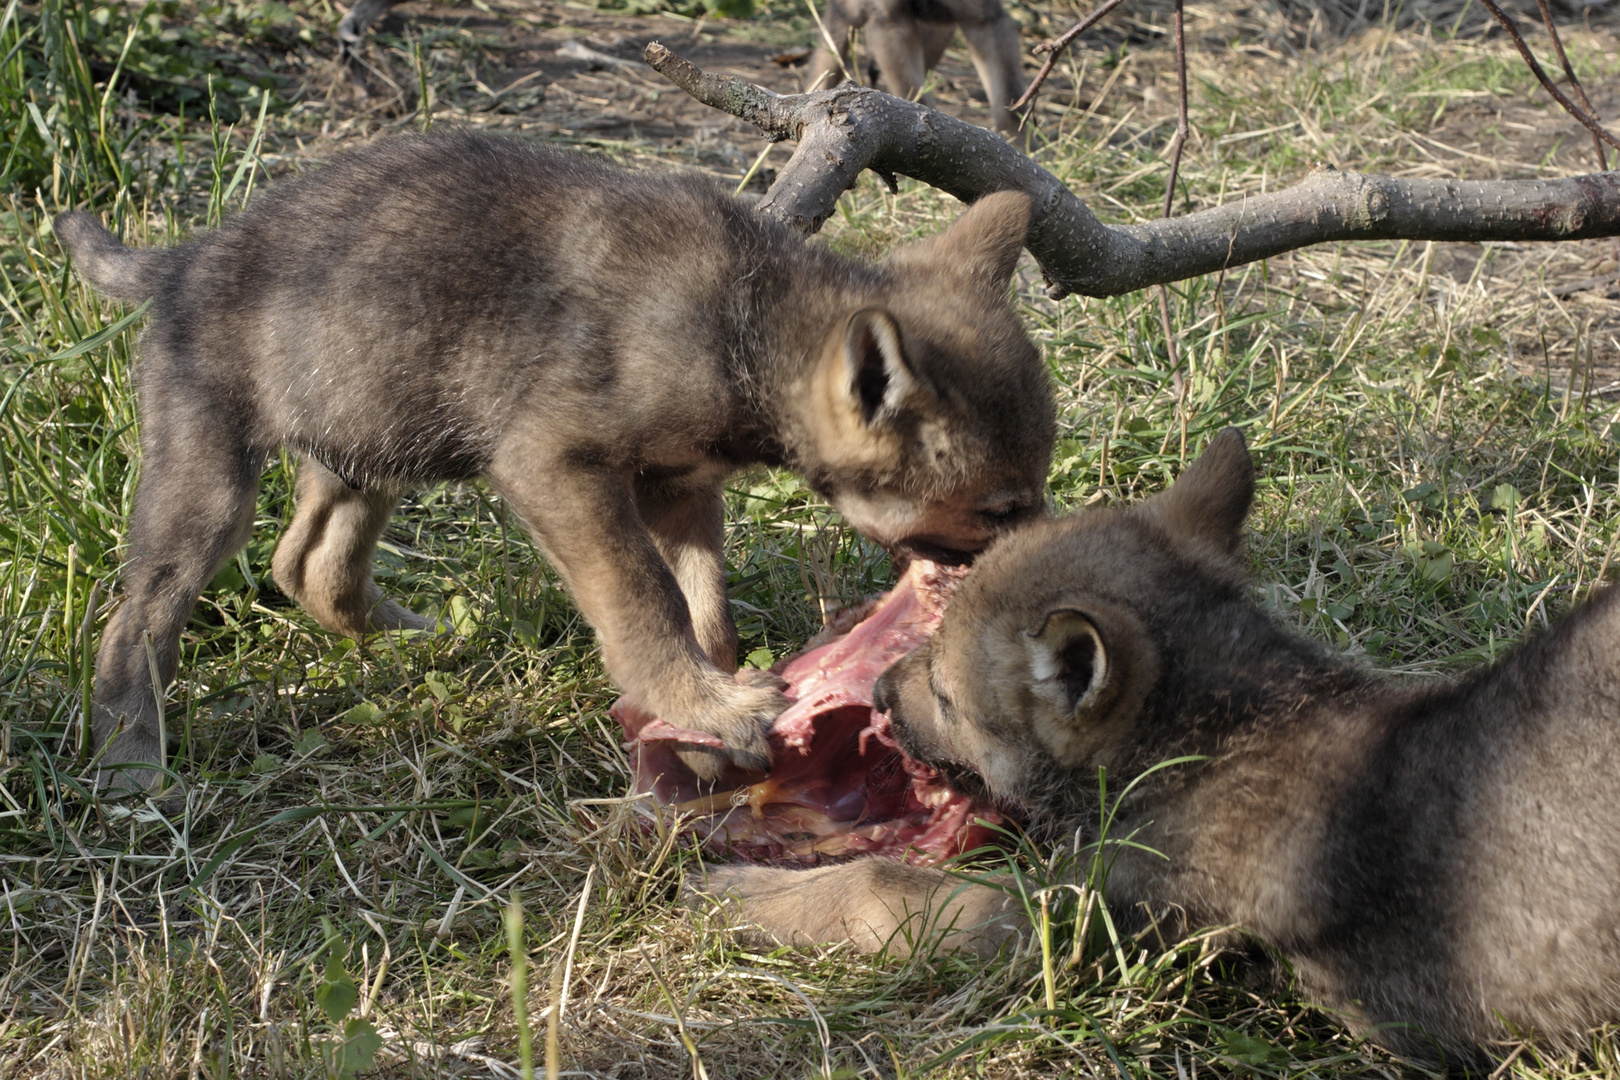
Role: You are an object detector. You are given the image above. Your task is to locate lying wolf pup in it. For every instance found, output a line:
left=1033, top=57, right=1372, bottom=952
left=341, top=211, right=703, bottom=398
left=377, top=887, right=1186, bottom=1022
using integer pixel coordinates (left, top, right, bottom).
left=703, top=428, right=1620, bottom=1065
left=56, top=131, right=1053, bottom=789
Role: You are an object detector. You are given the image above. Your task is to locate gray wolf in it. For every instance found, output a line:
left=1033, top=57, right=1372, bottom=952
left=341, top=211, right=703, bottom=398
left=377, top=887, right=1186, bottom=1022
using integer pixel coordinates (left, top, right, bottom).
left=702, top=428, right=1620, bottom=1067
left=55, top=131, right=1054, bottom=789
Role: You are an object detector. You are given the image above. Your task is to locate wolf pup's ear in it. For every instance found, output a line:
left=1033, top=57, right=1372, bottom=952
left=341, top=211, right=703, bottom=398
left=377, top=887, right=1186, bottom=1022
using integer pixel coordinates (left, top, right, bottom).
left=888, top=190, right=1031, bottom=293
left=1024, top=608, right=1109, bottom=715
left=844, top=308, right=924, bottom=425
left=1140, top=427, right=1254, bottom=560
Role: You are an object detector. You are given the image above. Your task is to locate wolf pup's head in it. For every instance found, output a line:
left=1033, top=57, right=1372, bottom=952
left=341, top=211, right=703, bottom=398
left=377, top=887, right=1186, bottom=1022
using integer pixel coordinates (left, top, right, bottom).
left=872, top=428, right=1256, bottom=821
left=794, top=191, right=1055, bottom=564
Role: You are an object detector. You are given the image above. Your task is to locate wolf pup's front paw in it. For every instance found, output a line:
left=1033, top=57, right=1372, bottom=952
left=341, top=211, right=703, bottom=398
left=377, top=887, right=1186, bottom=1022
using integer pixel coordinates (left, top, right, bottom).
left=685, top=862, right=874, bottom=952
left=684, top=864, right=793, bottom=927
left=674, top=671, right=788, bottom=782
left=733, top=666, right=789, bottom=694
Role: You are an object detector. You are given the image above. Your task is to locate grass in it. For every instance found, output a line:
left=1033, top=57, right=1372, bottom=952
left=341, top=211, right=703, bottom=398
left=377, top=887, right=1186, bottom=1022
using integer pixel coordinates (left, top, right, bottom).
left=4, top=0, right=1620, bottom=1076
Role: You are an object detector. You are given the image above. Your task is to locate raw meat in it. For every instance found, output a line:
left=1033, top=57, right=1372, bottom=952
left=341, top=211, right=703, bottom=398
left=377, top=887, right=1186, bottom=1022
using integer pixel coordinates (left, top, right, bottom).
left=611, top=561, right=1004, bottom=865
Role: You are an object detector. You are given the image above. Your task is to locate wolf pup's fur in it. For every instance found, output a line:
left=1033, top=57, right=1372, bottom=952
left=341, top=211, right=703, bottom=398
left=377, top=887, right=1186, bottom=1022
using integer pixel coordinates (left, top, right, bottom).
left=811, top=0, right=1026, bottom=133
left=703, top=428, right=1620, bottom=1066
left=56, top=131, right=1054, bottom=789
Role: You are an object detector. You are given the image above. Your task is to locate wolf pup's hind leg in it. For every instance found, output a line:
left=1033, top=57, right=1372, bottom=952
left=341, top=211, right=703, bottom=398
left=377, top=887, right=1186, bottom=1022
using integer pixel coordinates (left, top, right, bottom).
left=93, top=381, right=261, bottom=790
left=271, top=457, right=433, bottom=638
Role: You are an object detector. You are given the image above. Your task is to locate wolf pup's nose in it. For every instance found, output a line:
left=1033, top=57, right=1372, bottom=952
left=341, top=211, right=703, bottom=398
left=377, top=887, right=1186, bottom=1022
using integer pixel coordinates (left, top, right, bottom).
left=872, top=668, right=898, bottom=715
left=896, top=539, right=980, bottom=567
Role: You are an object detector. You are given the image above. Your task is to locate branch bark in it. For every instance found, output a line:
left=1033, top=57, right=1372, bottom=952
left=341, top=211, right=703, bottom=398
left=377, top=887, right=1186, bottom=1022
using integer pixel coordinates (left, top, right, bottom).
left=645, top=43, right=1620, bottom=300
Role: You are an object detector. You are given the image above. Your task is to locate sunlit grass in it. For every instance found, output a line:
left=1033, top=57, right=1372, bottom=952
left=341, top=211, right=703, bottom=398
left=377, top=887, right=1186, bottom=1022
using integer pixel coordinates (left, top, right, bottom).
left=3, top=0, right=1620, bottom=1075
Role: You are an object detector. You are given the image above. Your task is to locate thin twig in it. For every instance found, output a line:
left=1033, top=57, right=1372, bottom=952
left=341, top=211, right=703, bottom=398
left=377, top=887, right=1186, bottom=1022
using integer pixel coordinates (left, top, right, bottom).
left=643, top=42, right=791, bottom=135
left=1477, top=0, right=1620, bottom=154
left=1156, top=0, right=1190, bottom=403
left=648, top=46, right=1620, bottom=296
left=1010, top=0, right=1128, bottom=113
left=1531, top=0, right=1605, bottom=170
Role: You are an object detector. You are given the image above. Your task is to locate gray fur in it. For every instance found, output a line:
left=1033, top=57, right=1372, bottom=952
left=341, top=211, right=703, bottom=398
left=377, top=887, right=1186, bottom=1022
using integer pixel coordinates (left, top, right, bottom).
left=54, top=212, right=165, bottom=302
left=705, top=429, right=1620, bottom=1067
left=57, top=131, right=1054, bottom=790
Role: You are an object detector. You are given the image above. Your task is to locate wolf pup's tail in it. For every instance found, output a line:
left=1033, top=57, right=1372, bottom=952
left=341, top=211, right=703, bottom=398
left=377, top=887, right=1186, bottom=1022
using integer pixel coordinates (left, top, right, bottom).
left=53, top=212, right=166, bottom=303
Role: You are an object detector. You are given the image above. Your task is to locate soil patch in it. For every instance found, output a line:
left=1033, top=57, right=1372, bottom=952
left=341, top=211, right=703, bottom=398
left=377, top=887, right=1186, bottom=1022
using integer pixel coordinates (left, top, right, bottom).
left=325, top=0, right=1019, bottom=175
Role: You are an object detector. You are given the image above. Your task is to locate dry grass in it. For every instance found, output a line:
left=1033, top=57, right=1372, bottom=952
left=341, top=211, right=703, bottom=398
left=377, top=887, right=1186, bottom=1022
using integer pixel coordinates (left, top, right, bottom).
left=4, top=0, right=1620, bottom=1076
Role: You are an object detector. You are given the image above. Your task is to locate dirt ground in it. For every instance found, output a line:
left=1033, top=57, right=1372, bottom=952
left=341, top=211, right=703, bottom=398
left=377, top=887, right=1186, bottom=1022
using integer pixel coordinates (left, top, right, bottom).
left=341, top=0, right=809, bottom=160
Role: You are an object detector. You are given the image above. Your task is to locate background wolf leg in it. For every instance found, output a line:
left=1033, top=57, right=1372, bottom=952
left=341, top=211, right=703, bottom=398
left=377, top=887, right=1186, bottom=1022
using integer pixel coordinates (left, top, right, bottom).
left=952, top=0, right=1027, bottom=131
left=809, top=0, right=1024, bottom=133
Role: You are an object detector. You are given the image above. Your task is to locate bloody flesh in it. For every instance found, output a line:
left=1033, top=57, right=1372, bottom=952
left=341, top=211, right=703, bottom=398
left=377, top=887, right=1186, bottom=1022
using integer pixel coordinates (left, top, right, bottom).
left=611, top=561, right=1003, bottom=865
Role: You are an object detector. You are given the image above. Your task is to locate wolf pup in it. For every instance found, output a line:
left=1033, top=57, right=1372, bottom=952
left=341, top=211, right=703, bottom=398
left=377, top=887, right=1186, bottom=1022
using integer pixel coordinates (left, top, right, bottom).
left=703, top=428, right=1620, bottom=1066
left=56, top=131, right=1054, bottom=790
left=811, top=0, right=1026, bottom=133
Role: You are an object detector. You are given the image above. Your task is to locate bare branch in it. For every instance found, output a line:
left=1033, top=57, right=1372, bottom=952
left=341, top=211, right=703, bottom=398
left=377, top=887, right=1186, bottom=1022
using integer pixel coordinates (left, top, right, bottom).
left=1530, top=0, right=1606, bottom=171
left=1010, top=0, right=1127, bottom=114
left=644, top=43, right=800, bottom=137
left=645, top=45, right=1620, bottom=299
left=1476, top=0, right=1620, bottom=154
left=1155, top=0, right=1190, bottom=393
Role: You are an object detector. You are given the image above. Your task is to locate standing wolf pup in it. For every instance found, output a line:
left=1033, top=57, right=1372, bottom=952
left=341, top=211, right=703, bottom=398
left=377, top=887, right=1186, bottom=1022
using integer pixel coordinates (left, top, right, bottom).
left=704, top=429, right=1620, bottom=1066
left=811, top=0, right=1027, bottom=133
left=56, top=131, right=1054, bottom=789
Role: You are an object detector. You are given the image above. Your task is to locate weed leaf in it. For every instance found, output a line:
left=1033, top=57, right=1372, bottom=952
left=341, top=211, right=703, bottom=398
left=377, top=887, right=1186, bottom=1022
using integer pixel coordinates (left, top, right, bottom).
left=317, top=952, right=359, bottom=1025
left=339, top=1018, right=382, bottom=1076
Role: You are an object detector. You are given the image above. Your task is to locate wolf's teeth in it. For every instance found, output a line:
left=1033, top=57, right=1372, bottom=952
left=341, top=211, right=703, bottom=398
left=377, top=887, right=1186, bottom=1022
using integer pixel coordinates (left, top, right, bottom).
left=919, top=786, right=953, bottom=808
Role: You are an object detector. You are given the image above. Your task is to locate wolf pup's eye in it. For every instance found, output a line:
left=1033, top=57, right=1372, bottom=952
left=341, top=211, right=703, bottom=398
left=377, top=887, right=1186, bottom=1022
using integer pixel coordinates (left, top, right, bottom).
left=927, top=661, right=960, bottom=726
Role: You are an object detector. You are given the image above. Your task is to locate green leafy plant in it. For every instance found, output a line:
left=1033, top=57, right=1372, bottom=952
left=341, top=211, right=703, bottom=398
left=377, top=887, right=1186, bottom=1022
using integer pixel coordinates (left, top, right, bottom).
left=313, top=921, right=383, bottom=1080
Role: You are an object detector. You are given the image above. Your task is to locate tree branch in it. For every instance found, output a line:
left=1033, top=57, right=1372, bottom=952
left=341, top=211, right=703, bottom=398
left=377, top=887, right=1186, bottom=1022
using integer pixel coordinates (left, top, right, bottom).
left=645, top=44, right=1620, bottom=300
left=1009, top=0, right=1128, bottom=114
left=1530, top=0, right=1606, bottom=170
left=1476, top=0, right=1620, bottom=155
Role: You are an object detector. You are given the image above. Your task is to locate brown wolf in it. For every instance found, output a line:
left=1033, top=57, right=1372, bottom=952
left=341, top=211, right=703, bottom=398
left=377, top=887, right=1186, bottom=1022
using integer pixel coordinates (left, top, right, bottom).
left=810, top=0, right=1026, bottom=133
left=701, top=428, right=1620, bottom=1067
left=55, top=131, right=1054, bottom=790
